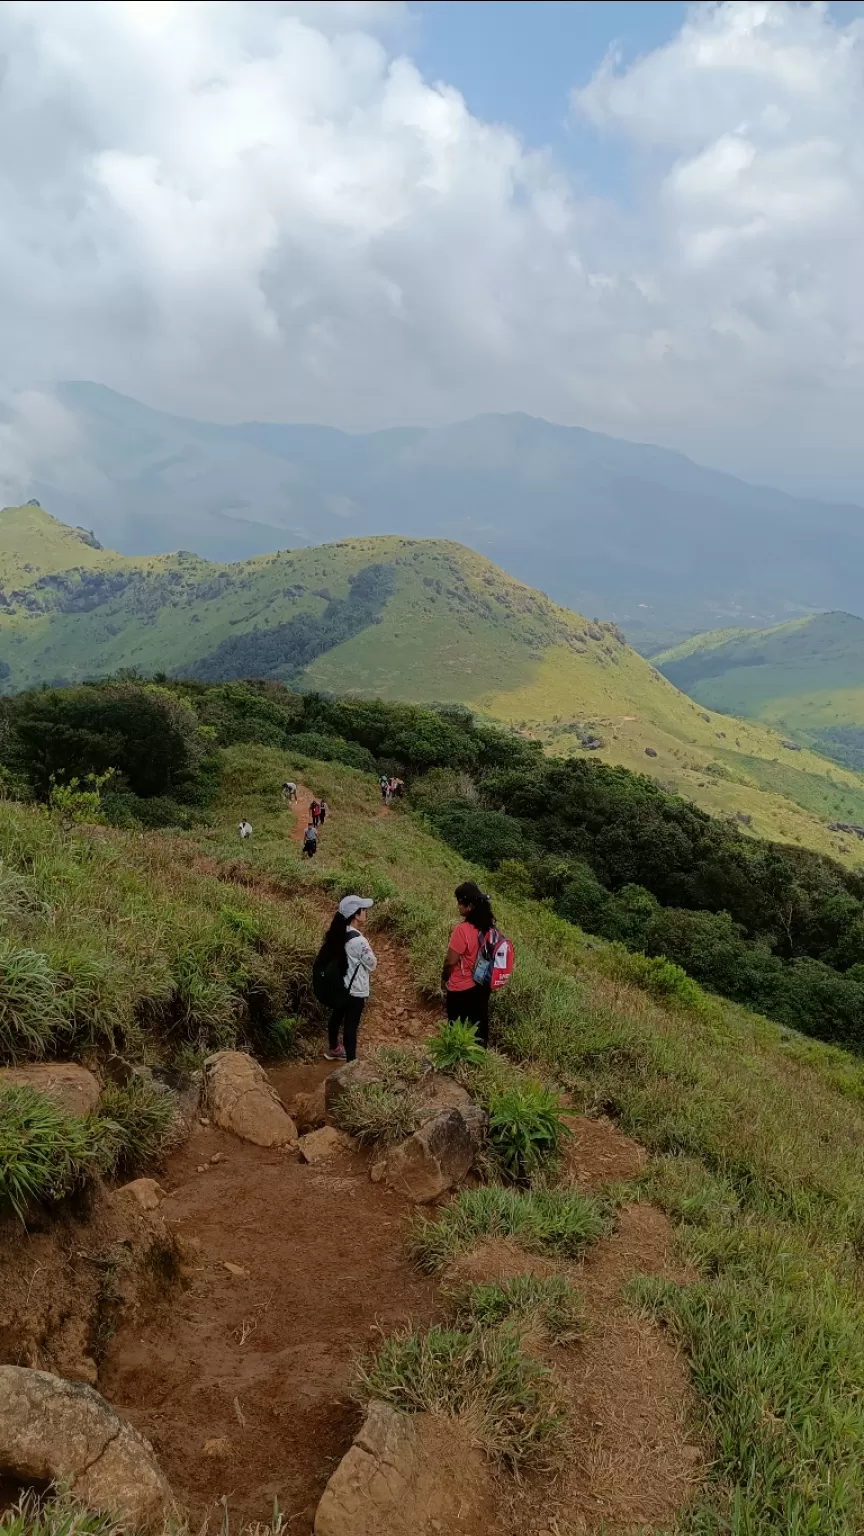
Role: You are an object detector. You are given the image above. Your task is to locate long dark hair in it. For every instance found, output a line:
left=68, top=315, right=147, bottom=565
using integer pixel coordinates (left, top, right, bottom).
left=316, top=910, right=352, bottom=975
left=455, top=881, right=496, bottom=932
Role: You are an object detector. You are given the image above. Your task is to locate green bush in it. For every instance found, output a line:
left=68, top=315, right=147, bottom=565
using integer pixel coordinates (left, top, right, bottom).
left=0, top=940, right=68, bottom=1060
left=332, top=1082, right=418, bottom=1145
left=426, top=1018, right=485, bottom=1071
left=409, top=1184, right=608, bottom=1272
left=487, top=1082, right=570, bottom=1182
left=356, top=1322, right=563, bottom=1468
left=98, top=1076, right=178, bottom=1178
left=287, top=732, right=377, bottom=774
left=0, top=1086, right=107, bottom=1219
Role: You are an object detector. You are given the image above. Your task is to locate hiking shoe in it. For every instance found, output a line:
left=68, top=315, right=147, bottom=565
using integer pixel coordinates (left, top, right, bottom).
left=323, top=1047, right=346, bottom=1061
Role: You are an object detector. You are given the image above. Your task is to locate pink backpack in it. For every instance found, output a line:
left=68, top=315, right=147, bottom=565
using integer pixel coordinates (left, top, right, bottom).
left=472, top=927, right=515, bottom=991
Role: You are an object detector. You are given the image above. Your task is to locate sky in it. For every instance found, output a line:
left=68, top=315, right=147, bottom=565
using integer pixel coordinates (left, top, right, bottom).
left=3, top=1, right=864, bottom=503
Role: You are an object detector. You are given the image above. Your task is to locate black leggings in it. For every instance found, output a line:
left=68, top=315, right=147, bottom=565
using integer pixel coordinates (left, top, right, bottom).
left=329, top=994, right=366, bottom=1061
left=446, top=986, right=490, bottom=1046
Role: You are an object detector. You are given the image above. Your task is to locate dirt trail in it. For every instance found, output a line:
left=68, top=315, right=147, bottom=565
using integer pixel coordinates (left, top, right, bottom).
left=96, top=783, right=699, bottom=1534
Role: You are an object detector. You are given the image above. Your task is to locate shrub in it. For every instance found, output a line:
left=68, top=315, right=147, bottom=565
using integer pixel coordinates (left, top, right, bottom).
left=332, top=1082, right=418, bottom=1146
left=0, top=1086, right=107, bottom=1220
left=487, top=1082, right=570, bottom=1182
left=0, top=940, right=68, bottom=1061
left=287, top=732, right=377, bottom=774
left=427, top=1018, right=485, bottom=1071
left=370, top=1044, right=426, bottom=1089
left=356, top=1322, right=564, bottom=1468
left=449, top=1273, right=585, bottom=1344
left=409, top=1184, right=608, bottom=1272
left=98, top=1076, right=178, bottom=1178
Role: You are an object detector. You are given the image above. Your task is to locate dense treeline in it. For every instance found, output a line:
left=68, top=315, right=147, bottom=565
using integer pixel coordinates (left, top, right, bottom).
left=4, top=675, right=864, bottom=1044
left=421, top=758, right=864, bottom=1047
left=0, top=676, right=540, bottom=827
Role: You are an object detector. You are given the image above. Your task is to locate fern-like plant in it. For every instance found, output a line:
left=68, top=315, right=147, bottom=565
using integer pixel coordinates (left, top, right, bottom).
left=487, top=1081, right=570, bottom=1182
left=426, top=1018, right=486, bottom=1071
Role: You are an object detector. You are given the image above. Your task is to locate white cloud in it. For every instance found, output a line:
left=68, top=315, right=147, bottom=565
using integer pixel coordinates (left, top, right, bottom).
left=1, top=1, right=864, bottom=498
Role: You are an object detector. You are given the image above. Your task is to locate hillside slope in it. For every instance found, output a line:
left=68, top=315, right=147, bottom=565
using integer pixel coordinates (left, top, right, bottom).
left=3, top=503, right=864, bottom=861
left=655, top=612, right=864, bottom=770
left=17, top=380, right=864, bottom=632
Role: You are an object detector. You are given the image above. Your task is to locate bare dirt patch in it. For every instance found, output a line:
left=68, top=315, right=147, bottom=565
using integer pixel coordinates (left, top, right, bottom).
left=560, top=1114, right=646, bottom=1191
left=98, top=1082, right=440, bottom=1530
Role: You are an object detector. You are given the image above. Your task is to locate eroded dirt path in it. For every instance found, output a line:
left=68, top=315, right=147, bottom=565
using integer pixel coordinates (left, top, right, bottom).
left=98, top=786, right=701, bottom=1535
left=99, top=1088, right=438, bottom=1528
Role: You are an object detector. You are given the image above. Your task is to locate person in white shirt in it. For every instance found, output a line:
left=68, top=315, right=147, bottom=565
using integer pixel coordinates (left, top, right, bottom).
left=321, top=895, right=377, bottom=1061
left=238, top=819, right=253, bottom=840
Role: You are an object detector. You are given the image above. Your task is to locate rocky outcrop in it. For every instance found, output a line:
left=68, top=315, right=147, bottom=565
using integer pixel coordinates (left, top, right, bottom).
left=323, top=1058, right=381, bottom=1115
left=376, top=1108, right=478, bottom=1203
left=0, top=1063, right=100, bottom=1117
left=291, top=1082, right=327, bottom=1133
left=314, top=1400, right=494, bottom=1536
left=116, top=1178, right=165, bottom=1212
left=203, top=1052, right=297, bottom=1147
left=0, top=1366, right=173, bottom=1529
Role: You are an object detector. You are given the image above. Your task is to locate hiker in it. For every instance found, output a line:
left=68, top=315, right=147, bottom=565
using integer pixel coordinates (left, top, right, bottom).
left=302, top=821, right=318, bottom=858
left=310, top=799, right=321, bottom=827
left=379, top=774, right=389, bottom=802
left=282, top=781, right=297, bottom=802
left=317, top=895, right=377, bottom=1062
left=441, top=881, right=497, bottom=1046
left=319, top=800, right=329, bottom=825
left=238, top=819, right=253, bottom=840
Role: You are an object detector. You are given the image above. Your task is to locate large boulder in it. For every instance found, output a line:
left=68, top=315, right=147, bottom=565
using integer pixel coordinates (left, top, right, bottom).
left=323, top=1058, right=381, bottom=1115
left=0, top=1366, right=173, bottom=1529
left=203, top=1051, right=297, bottom=1147
left=378, top=1108, right=477, bottom=1203
left=314, top=1400, right=494, bottom=1536
left=0, top=1063, right=100, bottom=1118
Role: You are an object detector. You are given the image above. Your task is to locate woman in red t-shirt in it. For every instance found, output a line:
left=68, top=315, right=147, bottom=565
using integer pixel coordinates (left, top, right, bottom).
left=441, top=881, right=496, bottom=1046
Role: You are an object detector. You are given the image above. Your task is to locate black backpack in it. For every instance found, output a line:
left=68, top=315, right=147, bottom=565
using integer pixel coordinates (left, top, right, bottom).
left=312, top=946, right=360, bottom=1009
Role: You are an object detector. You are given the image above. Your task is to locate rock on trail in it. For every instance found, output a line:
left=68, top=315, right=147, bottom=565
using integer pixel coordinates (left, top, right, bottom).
left=204, top=1050, right=298, bottom=1147
left=0, top=1365, right=173, bottom=1530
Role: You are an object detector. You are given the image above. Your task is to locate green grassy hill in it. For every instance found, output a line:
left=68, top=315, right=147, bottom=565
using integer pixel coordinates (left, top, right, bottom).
left=654, top=611, right=864, bottom=770
left=4, top=503, right=864, bottom=861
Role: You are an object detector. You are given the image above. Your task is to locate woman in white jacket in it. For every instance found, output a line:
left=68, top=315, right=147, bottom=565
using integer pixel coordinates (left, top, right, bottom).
left=321, top=894, right=378, bottom=1062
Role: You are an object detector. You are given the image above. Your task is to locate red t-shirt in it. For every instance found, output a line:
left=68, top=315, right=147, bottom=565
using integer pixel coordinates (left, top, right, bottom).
left=447, top=921, right=481, bottom=992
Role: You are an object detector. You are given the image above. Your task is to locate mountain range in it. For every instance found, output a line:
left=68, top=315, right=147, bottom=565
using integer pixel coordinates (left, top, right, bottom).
left=16, top=381, right=864, bottom=640
left=5, top=501, right=864, bottom=864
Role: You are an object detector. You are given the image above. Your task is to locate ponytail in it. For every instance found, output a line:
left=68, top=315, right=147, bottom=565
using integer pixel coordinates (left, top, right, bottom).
left=317, top=910, right=352, bottom=976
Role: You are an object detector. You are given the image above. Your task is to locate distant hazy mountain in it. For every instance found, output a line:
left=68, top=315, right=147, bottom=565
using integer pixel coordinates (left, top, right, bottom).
left=654, top=612, right=864, bottom=771
left=17, top=380, right=864, bottom=635
left=7, top=501, right=864, bottom=863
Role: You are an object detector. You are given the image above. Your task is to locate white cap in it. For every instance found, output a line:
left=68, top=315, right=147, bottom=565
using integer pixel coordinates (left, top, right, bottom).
left=338, top=894, right=374, bottom=919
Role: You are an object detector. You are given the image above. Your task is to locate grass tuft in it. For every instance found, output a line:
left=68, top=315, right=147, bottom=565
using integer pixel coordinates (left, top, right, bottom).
left=409, top=1184, right=608, bottom=1273
left=0, top=1085, right=107, bottom=1220
left=98, top=1075, right=179, bottom=1178
left=356, top=1322, right=564, bottom=1468
left=332, top=1082, right=419, bottom=1146
left=448, top=1273, right=585, bottom=1344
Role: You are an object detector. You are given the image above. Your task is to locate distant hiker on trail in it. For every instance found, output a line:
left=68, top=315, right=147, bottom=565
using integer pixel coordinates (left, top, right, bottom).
left=379, top=775, right=389, bottom=802
left=302, top=822, right=318, bottom=858
left=313, top=895, right=377, bottom=1062
left=319, top=800, right=329, bottom=825
left=441, top=882, right=499, bottom=1046
left=238, top=819, right=253, bottom=840
left=310, top=799, right=321, bottom=827
left=282, top=781, right=297, bottom=802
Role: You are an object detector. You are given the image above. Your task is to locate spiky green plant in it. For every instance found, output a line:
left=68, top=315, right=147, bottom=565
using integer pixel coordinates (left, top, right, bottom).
left=487, top=1081, right=571, bottom=1182
left=426, top=1018, right=486, bottom=1071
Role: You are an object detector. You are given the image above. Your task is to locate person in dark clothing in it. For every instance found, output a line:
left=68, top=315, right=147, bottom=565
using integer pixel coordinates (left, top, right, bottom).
left=302, top=822, right=319, bottom=857
left=441, top=880, right=495, bottom=1046
left=319, top=895, right=377, bottom=1062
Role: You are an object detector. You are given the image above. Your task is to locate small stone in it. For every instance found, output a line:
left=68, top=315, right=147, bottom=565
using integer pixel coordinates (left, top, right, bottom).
left=116, top=1178, right=165, bottom=1213
left=202, top=1437, right=232, bottom=1459
left=199, top=1117, right=210, bottom=1126
left=298, top=1126, right=353, bottom=1164
left=196, top=1164, right=208, bottom=1173
left=210, top=1153, right=223, bottom=1164
left=223, top=1262, right=248, bottom=1278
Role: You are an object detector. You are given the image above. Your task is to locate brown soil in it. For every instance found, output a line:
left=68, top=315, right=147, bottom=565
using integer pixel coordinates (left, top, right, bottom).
left=98, top=1091, right=440, bottom=1530
left=560, top=1114, right=646, bottom=1191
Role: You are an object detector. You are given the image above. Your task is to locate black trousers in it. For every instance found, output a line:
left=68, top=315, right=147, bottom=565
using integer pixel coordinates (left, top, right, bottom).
left=446, top=986, right=490, bottom=1046
left=329, top=994, right=366, bottom=1061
